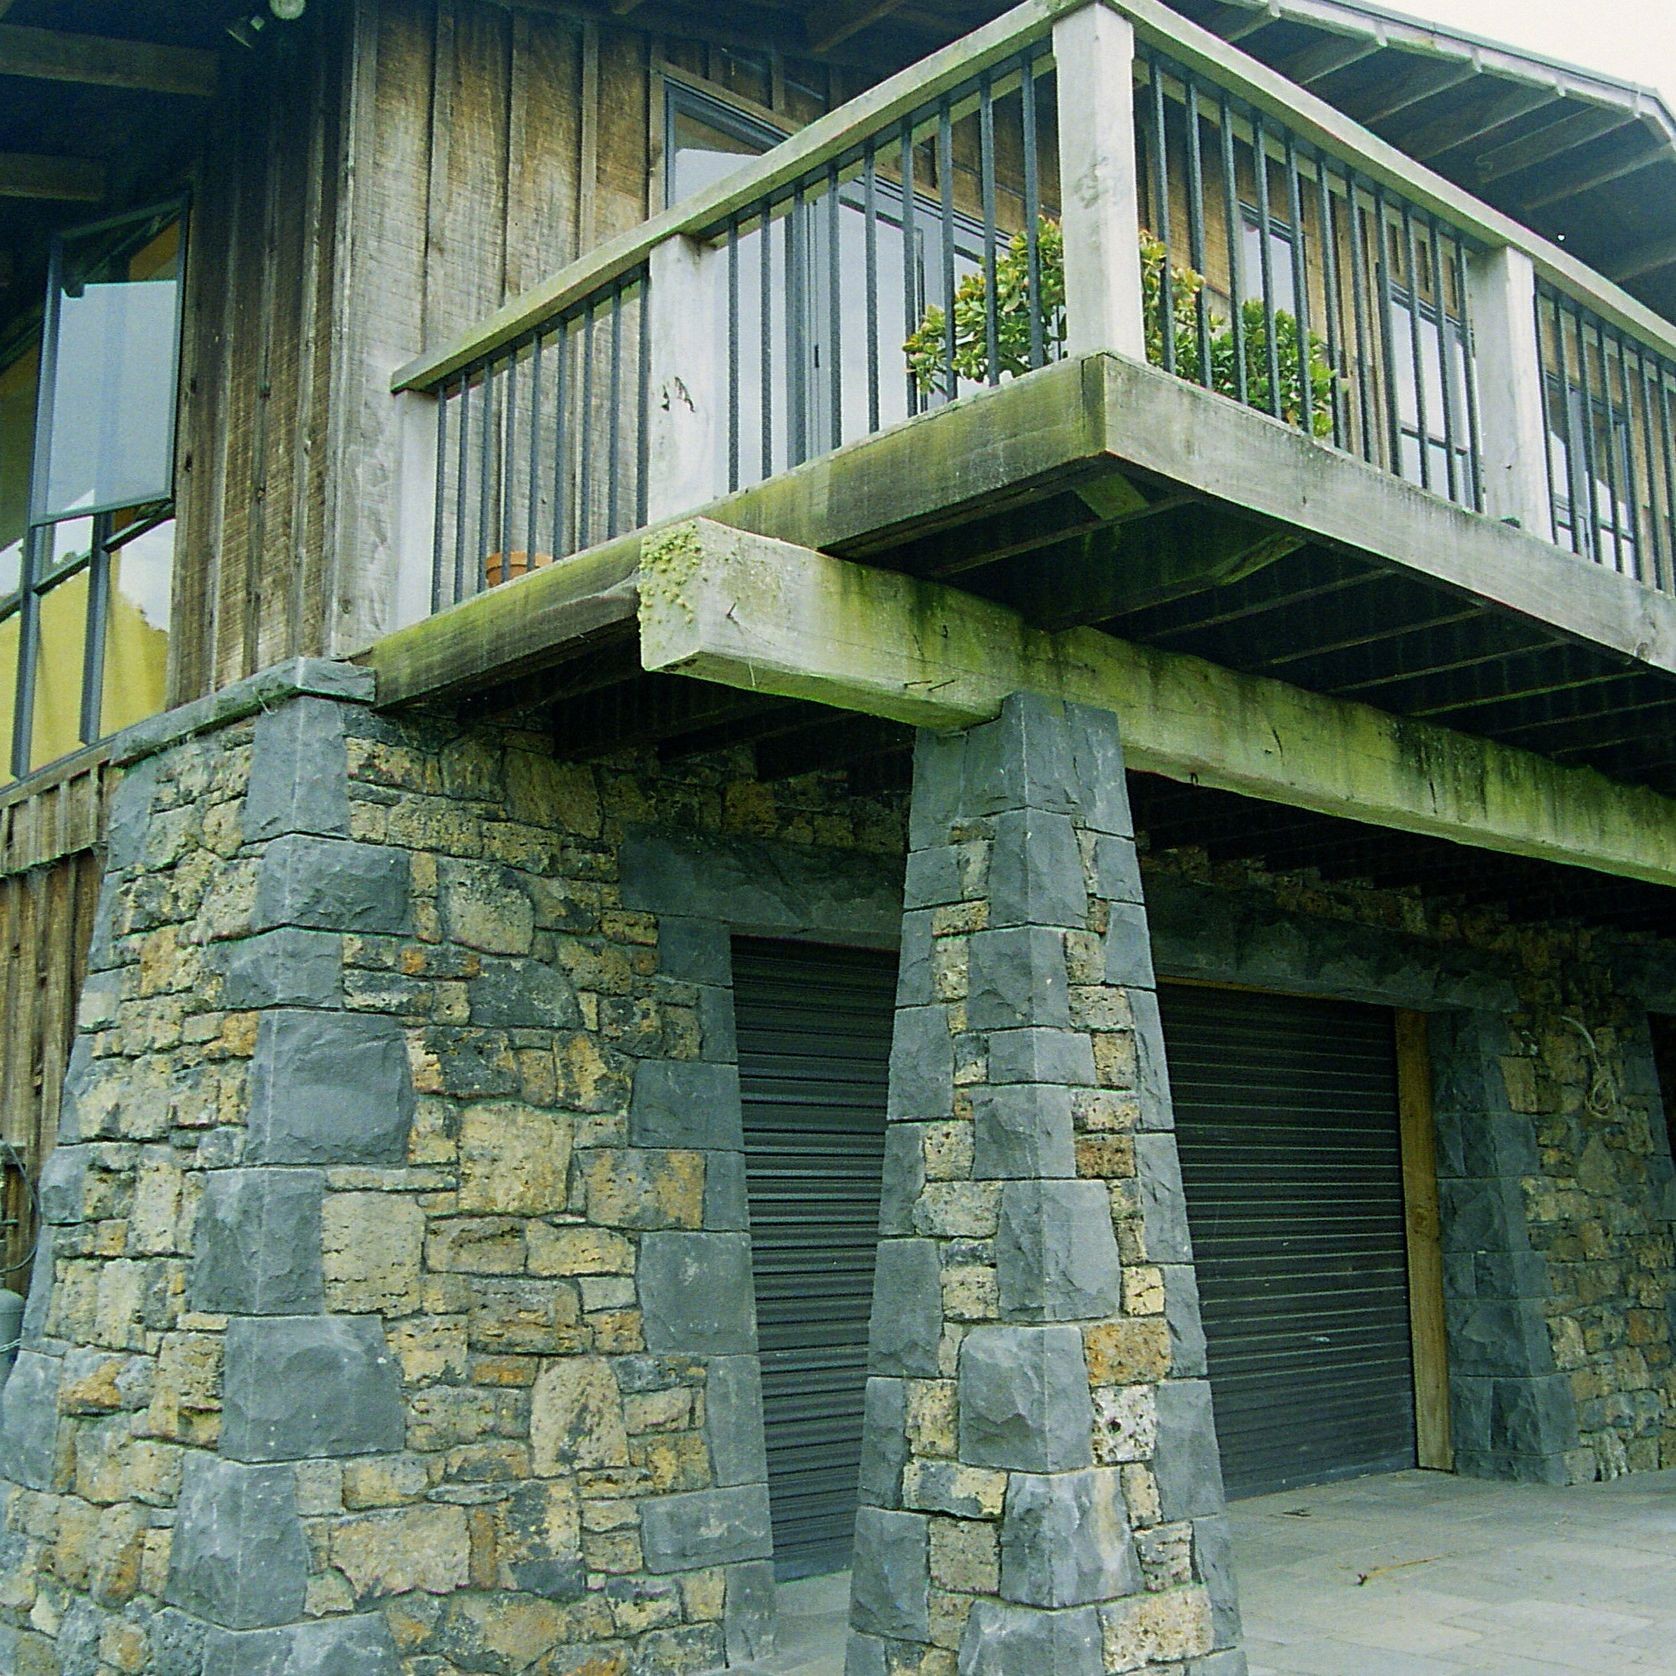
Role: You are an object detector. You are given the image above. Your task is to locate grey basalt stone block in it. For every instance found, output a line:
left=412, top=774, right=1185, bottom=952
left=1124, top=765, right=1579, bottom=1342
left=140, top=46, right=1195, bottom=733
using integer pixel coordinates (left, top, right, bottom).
left=867, top=1240, right=943, bottom=1378
left=1192, top=1515, right=1244, bottom=1650
left=956, top=1599, right=1104, bottom=1676
left=907, top=728, right=968, bottom=849
left=726, top=1559, right=776, bottom=1665
left=165, top=1455, right=309, bottom=1629
left=973, top=1085, right=1076, bottom=1180
left=706, top=1356, right=769, bottom=1487
left=967, top=926, right=1071, bottom=1031
left=960, top=694, right=1082, bottom=820
left=190, top=1169, right=324, bottom=1316
left=1130, top=988, right=1175, bottom=1128
left=36, top=1146, right=88, bottom=1225
left=996, top=1180, right=1123, bottom=1323
left=845, top=1631, right=889, bottom=1676
left=988, top=808, right=1085, bottom=930
left=1091, top=834, right=1144, bottom=907
left=895, top=908, right=936, bottom=1008
left=246, top=1011, right=414, bottom=1166
left=1135, top=1133, right=1194, bottom=1264
left=857, top=1378, right=909, bottom=1506
left=253, top=834, right=412, bottom=935
left=0, top=1350, right=63, bottom=1490
left=245, top=697, right=351, bottom=841
left=879, top=1126, right=926, bottom=1235
left=888, top=1004, right=955, bottom=1120
left=221, top=1316, right=403, bottom=1462
left=630, top=1059, right=744, bottom=1149
left=1186, top=1651, right=1251, bottom=1676
left=1153, top=1379, right=1228, bottom=1520
left=104, top=754, right=161, bottom=873
left=849, top=1506, right=930, bottom=1641
left=148, top=1607, right=210, bottom=1676
left=642, top=1484, right=773, bottom=1572
left=985, top=1028, right=1097, bottom=1087
left=958, top=1325, right=1094, bottom=1473
left=1161, top=1264, right=1209, bottom=1378
left=217, top=929, right=343, bottom=1010
left=21, top=1228, right=54, bottom=1343
left=658, top=917, right=732, bottom=984
left=1000, top=1468, right=1138, bottom=1608
left=199, top=1614, right=399, bottom=1676
left=903, top=843, right=967, bottom=910
left=468, top=956, right=579, bottom=1029
left=1064, top=699, right=1133, bottom=837
left=704, top=1151, right=750, bottom=1232
left=639, top=1233, right=756, bottom=1355
left=1103, top=900, right=1155, bottom=988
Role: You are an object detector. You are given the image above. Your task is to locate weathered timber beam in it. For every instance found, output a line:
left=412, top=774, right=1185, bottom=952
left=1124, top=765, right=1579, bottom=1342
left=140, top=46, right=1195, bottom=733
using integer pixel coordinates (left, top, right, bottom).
left=0, top=22, right=218, bottom=97
left=807, top=0, right=909, bottom=55
left=639, top=518, right=1676, bottom=888
left=0, top=152, right=103, bottom=201
left=1470, top=106, right=1632, bottom=186
left=1519, top=141, right=1669, bottom=212
left=1356, top=60, right=1477, bottom=125
left=1394, top=83, right=1554, bottom=163
left=1607, top=232, right=1676, bottom=285
left=1281, top=34, right=1382, bottom=87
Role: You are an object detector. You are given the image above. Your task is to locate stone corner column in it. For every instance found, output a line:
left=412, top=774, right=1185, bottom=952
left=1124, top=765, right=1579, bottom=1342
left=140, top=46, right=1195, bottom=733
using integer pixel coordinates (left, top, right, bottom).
left=847, top=693, right=1245, bottom=1676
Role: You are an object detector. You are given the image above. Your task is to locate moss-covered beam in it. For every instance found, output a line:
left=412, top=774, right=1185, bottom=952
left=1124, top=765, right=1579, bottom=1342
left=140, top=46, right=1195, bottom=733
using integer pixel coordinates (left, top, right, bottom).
left=640, top=518, right=1676, bottom=889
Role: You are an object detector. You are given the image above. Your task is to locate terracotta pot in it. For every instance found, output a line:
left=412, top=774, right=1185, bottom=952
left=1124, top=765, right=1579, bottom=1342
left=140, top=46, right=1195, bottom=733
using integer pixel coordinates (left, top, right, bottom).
left=484, top=549, right=555, bottom=589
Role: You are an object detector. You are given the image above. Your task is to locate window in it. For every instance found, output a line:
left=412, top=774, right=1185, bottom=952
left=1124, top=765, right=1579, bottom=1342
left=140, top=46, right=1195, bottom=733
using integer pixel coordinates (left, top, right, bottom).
left=1546, top=375, right=1640, bottom=570
left=1239, top=207, right=1300, bottom=313
left=1, top=200, right=184, bottom=780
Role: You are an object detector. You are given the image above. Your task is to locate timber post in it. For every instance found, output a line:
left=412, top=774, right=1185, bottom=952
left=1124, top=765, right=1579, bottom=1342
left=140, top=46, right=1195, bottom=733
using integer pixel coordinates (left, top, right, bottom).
left=645, top=233, right=729, bottom=522
left=1467, top=245, right=1554, bottom=534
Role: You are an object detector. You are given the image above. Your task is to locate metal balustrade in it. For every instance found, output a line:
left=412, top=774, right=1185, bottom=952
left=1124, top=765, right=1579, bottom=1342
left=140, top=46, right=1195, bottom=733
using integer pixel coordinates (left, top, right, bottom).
left=1536, top=279, right=1676, bottom=594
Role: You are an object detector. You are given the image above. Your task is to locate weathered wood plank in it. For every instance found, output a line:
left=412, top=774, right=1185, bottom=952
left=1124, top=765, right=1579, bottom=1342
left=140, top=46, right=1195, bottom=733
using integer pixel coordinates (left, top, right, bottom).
left=0, top=151, right=103, bottom=201
left=1397, top=1009, right=1452, bottom=1474
left=637, top=517, right=1676, bottom=887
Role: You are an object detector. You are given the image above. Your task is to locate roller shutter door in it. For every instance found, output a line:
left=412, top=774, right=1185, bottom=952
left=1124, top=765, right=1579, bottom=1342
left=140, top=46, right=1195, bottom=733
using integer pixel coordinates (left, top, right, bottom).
left=1158, top=983, right=1416, bottom=1498
left=733, top=938, right=897, bottom=1578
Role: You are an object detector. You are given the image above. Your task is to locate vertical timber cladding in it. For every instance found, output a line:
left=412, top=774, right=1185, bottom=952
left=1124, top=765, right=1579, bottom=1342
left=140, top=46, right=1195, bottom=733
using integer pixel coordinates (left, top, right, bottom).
left=1158, top=983, right=1421, bottom=1498
left=731, top=937, right=898, bottom=1578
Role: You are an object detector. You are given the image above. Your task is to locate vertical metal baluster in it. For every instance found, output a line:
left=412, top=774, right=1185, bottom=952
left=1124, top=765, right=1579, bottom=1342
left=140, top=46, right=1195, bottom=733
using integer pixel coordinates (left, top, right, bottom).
left=1150, top=54, right=1175, bottom=376
left=1184, top=70, right=1211, bottom=386
left=525, top=329, right=543, bottom=563
left=1597, top=319, right=1628, bottom=574
left=1553, top=289, right=1584, bottom=553
left=828, top=162, right=844, bottom=444
left=636, top=270, right=651, bottom=527
left=864, top=142, right=880, bottom=433
left=1453, top=229, right=1484, bottom=511
left=788, top=188, right=806, bottom=465
left=608, top=282, right=624, bottom=534
left=553, top=317, right=571, bottom=560
left=902, top=117, right=919, bottom=416
left=1022, top=51, right=1044, bottom=368
left=1635, top=335, right=1661, bottom=587
left=477, top=356, right=495, bottom=593
left=1315, top=149, right=1343, bottom=448
left=980, top=73, right=1001, bottom=387
left=1253, top=110, right=1280, bottom=417
left=1400, top=204, right=1430, bottom=491
left=728, top=222, right=741, bottom=491
left=1285, top=129, right=1312, bottom=436
left=761, top=206, right=774, bottom=477
left=79, top=512, right=111, bottom=746
left=1572, top=300, right=1603, bottom=563
left=1656, top=355, right=1676, bottom=592
left=1372, top=185, right=1402, bottom=476
left=454, top=370, right=470, bottom=603
left=1345, top=170, right=1374, bottom=462
left=1219, top=89, right=1246, bottom=405
left=1428, top=220, right=1459, bottom=505
left=431, top=379, right=448, bottom=615
left=499, top=339, right=518, bottom=568
left=11, top=528, right=40, bottom=778
left=938, top=97, right=958, bottom=401
left=580, top=302, right=596, bottom=549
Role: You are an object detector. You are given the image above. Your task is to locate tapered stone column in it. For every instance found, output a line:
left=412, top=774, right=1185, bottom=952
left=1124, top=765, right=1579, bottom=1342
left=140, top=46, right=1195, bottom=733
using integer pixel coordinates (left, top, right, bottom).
left=846, top=693, right=1245, bottom=1676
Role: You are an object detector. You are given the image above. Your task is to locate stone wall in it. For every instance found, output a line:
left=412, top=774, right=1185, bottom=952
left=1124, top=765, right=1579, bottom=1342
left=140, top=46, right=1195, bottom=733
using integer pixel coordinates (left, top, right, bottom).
left=0, top=661, right=1672, bottom=1675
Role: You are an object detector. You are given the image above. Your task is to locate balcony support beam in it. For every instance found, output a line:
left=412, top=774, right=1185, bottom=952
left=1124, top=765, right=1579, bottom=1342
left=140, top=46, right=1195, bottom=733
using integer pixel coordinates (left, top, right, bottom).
left=1053, top=3, right=1148, bottom=362
left=638, top=516, right=1676, bottom=890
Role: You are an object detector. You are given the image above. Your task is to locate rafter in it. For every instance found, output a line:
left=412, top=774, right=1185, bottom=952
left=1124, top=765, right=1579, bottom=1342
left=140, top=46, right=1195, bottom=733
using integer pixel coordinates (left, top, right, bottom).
left=1520, top=140, right=1671, bottom=212
left=1392, top=82, right=1555, bottom=163
left=806, top=0, right=908, bottom=56
left=0, top=152, right=103, bottom=202
left=1606, top=231, right=1676, bottom=284
left=1470, top=105, right=1633, bottom=186
left=0, top=22, right=218, bottom=97
left=1357, top=60, right=1478, bottom=126
left=1282, top=33, right=1382, bottom=88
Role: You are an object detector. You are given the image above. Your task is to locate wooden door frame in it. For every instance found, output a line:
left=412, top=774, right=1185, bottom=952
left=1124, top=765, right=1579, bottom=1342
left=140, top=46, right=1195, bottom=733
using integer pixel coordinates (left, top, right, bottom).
left=1396, top=1008, right=1453, bottom=1471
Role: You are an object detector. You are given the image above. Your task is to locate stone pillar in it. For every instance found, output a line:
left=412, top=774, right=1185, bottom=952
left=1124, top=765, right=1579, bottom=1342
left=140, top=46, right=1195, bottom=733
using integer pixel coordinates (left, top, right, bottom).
left=1431, top=1011, right=1586, bottom=1483
left=846, top=694, right=1244, bottom=1676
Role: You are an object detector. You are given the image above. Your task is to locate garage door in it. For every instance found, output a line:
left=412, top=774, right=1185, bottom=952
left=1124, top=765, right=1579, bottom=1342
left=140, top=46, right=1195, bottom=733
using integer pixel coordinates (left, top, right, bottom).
left=733, top=938, right=897, bottom=1578
left=1158, top=983, right=1417, bottom=1498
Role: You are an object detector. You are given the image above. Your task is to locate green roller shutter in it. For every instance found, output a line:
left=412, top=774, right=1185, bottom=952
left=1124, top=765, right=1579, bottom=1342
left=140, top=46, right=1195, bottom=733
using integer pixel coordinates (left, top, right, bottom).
left=1158, top=983, right=1417, bottom=1499
left=732, top=937, right=898, bottom=1579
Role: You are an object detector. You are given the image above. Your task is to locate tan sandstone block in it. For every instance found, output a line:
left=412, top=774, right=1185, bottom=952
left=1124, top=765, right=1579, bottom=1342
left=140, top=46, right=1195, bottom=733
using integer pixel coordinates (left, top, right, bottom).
left=332, top=1503, right=471, bottom=1599
left=460, top=1105, right=574, bottom=1216
left=1101, top=1584, right=1214, bottom=1671
left=324, top=1192, right=425, bottom=1313
left=531, top=1356, right=630, bottom=1472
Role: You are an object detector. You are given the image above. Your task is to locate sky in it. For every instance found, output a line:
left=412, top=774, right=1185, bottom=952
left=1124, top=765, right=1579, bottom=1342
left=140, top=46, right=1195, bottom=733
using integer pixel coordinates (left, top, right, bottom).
left=1379, top=0, right=1676, bottom=105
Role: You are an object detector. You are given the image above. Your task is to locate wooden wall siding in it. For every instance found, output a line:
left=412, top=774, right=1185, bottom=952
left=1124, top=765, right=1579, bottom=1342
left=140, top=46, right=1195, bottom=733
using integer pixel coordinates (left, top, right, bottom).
left=0, top=848, right=100, bottom=1298
left=171, top=17, right=346, bottom=706
left=326, top=0, right=844, bottom=654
